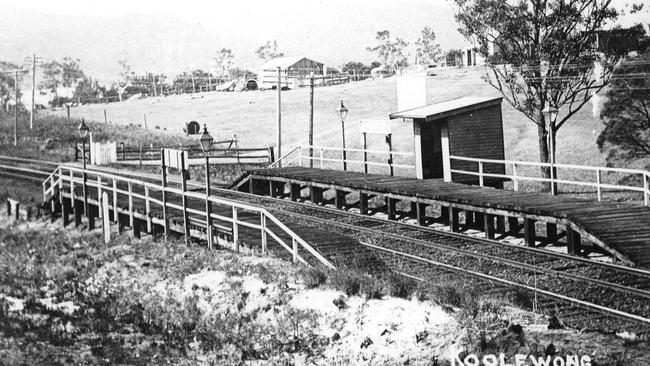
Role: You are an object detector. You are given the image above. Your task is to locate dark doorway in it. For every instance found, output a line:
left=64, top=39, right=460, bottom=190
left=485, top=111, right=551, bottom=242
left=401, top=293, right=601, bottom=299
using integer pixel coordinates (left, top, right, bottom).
left=419, top=119, right=447, bottom=179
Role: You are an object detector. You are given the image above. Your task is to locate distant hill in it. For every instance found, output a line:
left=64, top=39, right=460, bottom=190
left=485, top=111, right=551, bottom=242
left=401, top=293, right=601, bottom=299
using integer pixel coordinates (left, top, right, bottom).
left=0, top=2, right=467, bottom=84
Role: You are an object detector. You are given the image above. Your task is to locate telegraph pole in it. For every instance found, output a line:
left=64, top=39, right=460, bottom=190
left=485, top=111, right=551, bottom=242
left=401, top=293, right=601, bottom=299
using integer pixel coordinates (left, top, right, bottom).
left=30, top=55, right=35, bottom=129
left=276, top=67, right=282, bottom=166
left=309, top=73, right=314, bottom=167
left=23, top=54, right=42, bottom=130
left=14, top=70, right=19, bottom=146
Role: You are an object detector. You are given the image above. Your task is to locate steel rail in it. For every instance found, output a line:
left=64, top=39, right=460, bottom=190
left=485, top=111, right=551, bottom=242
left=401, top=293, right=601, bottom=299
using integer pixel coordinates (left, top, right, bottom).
left=360, top=241, right=650, bottom=326
left=267, top=208, right=650, bottom=301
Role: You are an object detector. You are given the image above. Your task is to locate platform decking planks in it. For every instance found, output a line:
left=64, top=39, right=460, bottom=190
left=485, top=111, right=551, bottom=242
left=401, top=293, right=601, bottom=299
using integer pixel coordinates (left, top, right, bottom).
left=247, top=166, right=650, bottom=268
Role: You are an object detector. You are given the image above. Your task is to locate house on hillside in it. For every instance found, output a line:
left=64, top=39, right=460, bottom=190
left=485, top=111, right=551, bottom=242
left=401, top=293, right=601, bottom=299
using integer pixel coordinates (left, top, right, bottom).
left=257, top=56, right=325, bottom=89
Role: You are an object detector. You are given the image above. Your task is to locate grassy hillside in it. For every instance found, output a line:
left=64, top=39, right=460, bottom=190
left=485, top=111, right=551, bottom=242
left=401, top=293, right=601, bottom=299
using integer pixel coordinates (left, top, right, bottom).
left=52, top=68, right=607, bottom=168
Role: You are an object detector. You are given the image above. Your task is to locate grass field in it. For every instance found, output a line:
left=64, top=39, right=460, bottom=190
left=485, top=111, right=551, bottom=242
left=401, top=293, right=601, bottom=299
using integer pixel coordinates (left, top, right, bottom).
left=51, top=68, right=607, bottom=168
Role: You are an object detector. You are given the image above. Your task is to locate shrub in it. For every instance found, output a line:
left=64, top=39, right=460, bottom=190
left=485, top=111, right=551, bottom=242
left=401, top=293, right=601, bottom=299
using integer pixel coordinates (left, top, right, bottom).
left=297, top=267, right=328, bottom=289
left=384, top=272, right=418, bottom=299
left=328, top=269, right=385, bottom=299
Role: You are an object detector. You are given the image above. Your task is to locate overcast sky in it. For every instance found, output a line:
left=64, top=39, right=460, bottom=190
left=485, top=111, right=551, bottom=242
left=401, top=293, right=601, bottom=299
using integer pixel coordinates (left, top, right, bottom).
left=0, top=0, right=647, bottom=85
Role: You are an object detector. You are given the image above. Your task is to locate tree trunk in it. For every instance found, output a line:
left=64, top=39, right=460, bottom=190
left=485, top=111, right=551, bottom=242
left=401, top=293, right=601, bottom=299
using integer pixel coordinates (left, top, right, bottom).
left=536, top=115, right=551, bottom=192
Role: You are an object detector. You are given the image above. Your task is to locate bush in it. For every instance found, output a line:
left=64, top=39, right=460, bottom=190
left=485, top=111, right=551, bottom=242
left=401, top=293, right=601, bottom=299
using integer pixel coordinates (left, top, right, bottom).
left=328, top=270, right=385, bottom=299
left=384, top=272, right=418, bottom=299
left=297, top=267, right=328, bottom=289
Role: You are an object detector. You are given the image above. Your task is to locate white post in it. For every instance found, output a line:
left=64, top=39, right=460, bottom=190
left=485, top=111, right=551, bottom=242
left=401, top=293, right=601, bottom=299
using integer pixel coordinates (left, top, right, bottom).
left=276, top=67, right=282, bottom=167
left=512, top=163, right=519, bottom=191
left=260, top=213, right=267, bottom=254
left=292, top=237, right=298, bottom=263
left=128, top=182, right=133, bottom=228
left=97, top=175, right=103, bottom=219
left=145, top=185, right=152, bottom=232
left=102, top=192, right=111, bottom=244
left=232, top=206, right=239, bottom=252
left=478, top=161, right=484, bottom=187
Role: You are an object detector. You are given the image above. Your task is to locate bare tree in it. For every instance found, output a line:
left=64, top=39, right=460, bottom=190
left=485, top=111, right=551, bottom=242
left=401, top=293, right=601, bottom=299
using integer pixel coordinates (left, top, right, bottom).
left=214, top=48, right=235, bottom=80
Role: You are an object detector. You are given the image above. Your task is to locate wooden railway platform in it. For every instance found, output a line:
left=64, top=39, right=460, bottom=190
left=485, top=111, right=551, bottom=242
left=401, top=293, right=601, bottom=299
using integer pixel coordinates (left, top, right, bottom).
left=235, top=166, right=650, bottom=268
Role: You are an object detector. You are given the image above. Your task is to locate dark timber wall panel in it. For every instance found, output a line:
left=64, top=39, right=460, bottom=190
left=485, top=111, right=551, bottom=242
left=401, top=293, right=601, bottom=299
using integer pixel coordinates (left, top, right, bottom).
left=448, top=104, right=506, bottom=185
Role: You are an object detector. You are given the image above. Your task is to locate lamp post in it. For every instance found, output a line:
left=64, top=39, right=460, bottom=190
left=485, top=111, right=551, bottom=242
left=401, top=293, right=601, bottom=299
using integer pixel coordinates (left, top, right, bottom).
left=542, top=104, right=558, bottom=195
left=77, top=119, right=90, bottom=221
left=199, top=124, right=214, bottom=249
left=336, top=100, right=349, bottom=170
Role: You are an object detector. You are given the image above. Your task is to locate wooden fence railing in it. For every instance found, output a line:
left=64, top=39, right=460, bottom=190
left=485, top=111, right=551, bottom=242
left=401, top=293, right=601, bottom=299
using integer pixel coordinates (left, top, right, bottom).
left=42, top=164, right=334, bottom=268
left=269, top=145, right=415, bottom=176
left=75, top=143, right=274, bottom=165
left=450, top=155, right=650, bottom=206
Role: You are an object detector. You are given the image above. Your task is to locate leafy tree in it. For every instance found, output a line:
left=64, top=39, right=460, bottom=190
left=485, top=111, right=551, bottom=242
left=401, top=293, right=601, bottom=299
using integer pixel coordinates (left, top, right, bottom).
left=597, top=51, right=650, bottom=162
left=172, top=69, right=214, bottom=94
left=74, top=76, right=101, bottom=103
left=0, top=62, right=21, bottom=112
left=454, top=0, right=631, bottom=184
left=255, top=40, right=284, bottom=61
left=214, top=48, right=235, bottom=79
left=342, top=61, right=374, bottom=78
left=230, top=68, right=256, bottom=80
left=366, top=30, right=409, bottom=73
left=415, top=26, right=443, bottom=65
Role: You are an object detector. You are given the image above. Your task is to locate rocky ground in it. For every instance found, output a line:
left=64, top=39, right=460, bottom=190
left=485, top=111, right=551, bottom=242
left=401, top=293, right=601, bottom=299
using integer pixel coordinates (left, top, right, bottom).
left=1, top=210, right=649, bottom=365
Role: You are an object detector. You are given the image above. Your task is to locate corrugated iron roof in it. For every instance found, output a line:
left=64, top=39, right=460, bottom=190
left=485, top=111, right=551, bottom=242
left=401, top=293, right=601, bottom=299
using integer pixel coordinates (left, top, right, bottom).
left=259, top=56, right=322, bottom=70
left=389, top=96, right=503, bottom=121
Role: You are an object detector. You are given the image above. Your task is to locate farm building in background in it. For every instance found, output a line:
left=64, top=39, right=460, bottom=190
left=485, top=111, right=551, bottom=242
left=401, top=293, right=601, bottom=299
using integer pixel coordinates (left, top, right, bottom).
left=257, top=56, right=325, bottom=89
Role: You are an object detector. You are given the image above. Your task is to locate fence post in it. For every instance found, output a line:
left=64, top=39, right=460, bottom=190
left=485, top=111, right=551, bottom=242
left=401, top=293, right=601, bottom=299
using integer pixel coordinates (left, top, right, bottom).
left=478, top=161, right=484, bottom=187
left=74, top=143, right=79, bottom=161
left=550, top=163, right=557, bottom=196
left=292, top=237, right=298, bottom=263
left=121, top=143, right=125, bottom=160
left=102, top=192, right=110, bottom=244
left=112, top=178, right=118, bottom=222
left=643, top=173, right=650, bottom=206
left=139, top=145, right=143, bottom=165
left=97, top=175, right=103, bottom=219
left=260, top=213, right=267, bottom=254
left=145, top=185, right=152, bottom=233
left=596, top=169, right=602, bottom=202
left=232, top=206, right=239, bottom=252
left=512, top=163, right=519, bottom=191
left=128, top=182, right=134, bottom=228
left=298, top=147, right=303, bottom=167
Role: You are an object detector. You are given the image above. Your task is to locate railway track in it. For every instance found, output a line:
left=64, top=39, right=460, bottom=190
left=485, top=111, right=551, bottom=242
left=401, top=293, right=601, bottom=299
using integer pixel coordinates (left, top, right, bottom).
left=0, top=155, right=58, bottom=183
left=3, top=160, right=650, bottom=333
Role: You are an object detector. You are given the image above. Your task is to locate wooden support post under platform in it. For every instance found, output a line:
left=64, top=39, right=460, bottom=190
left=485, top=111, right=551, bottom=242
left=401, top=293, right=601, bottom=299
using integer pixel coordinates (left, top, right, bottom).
left=62, top=197, right=71, bottom=226
left=74, top=200, right=82, bottom=227
left=310, top=186, right=324, bottom=204
left=567, top=227, right=582, bottom=255
left=88, top=205, right=95, bottom=230
left=269, top=181, right=284, bottom=198
left=290, top=184, right=301, bottom=201
left=386, top=197, right=397, bottom=220
left=524, top=218, right=536, bottom=246
left=359, top=193, right=369, bottom=215
left=118, top=214, right=125, bottom=235
left=449, top=207, right=460, bottom=232
left=496, top=216, right=505, bottom=233
left=484, top=214, right=495, bottom=239
left=546, top=223, right=557, bottom=244
left=508, top=217, right=519, bottom=234
left=440, top=206, right=450, bottom=225
left=410, top=202, right=417, bottom=219
left=416, top=203, right=427, bottom=226
left=335, top=190, right=346, bottom=210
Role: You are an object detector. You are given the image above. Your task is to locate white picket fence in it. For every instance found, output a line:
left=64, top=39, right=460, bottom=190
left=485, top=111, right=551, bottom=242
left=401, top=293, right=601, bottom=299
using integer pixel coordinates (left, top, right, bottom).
left=89, top=133, right=117, bottom=165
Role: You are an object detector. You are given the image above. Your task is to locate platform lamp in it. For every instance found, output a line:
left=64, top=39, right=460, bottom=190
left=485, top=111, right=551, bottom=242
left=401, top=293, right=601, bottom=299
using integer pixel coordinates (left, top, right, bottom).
left=542, top=104, right=558, bottom=195
left=336, top=100, right=349, bottom=170
left=77, top=119, right=90, bottom=221
left=199, top=124, right=214, bottom=249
